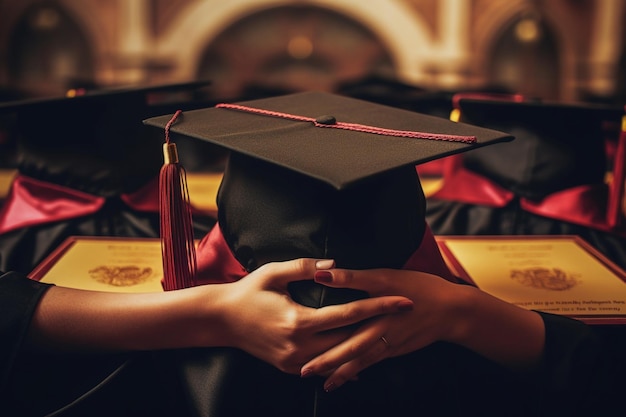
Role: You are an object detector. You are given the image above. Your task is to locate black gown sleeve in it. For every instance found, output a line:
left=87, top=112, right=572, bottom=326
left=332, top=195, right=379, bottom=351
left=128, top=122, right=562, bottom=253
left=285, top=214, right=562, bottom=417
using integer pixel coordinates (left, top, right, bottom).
left=0, top=271, right=178, bottom=417
left=536, top=311, right=624, bottom=416
left=0, top=271, right=52, bottom=394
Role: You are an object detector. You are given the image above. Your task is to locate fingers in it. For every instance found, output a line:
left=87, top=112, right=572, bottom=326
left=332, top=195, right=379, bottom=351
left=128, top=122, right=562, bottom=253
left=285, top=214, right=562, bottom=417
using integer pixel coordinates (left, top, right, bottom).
left=301, top=323, right=392, bottom=391
left=304, top=296, right=413, bottom=333
left=321, top=356, right=380, bottom=392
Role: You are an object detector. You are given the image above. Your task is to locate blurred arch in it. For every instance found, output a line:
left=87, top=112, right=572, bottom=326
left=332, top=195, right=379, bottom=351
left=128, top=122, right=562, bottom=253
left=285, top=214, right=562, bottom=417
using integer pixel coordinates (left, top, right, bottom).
left=155, top=0, right=435, bottom=86
left=472, top=0, right=576, bottom=100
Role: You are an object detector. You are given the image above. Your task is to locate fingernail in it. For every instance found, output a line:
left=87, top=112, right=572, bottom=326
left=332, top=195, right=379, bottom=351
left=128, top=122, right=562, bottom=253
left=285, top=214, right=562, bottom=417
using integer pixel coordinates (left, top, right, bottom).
left=315, top=259, right=335, bottom=270
left=301, top=368, right=313, bottom=378
left=314, top=270, right=333, bottom=283
left=397, top=300, right=414, bottom=312
left=324, top=381, right=336, bottom=392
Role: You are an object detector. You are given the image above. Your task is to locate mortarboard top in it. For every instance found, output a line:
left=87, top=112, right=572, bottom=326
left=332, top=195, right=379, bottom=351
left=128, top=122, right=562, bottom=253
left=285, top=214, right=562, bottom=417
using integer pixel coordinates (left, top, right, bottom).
left=0, top=80, right=213, bottom=196
left=144, top=91, right=513, bottom=191
left=453, top=95, right=624, bottom=199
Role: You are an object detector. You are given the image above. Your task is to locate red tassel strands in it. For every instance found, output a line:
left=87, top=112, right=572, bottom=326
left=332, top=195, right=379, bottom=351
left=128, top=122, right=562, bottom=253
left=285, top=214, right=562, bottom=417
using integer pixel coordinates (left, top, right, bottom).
left=159, top=110, right=197, bottom=290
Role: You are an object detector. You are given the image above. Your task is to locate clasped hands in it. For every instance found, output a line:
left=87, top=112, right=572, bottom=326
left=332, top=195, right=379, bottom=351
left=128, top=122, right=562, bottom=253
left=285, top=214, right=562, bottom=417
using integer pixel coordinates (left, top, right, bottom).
left=217, top=258, right=469, bottom=392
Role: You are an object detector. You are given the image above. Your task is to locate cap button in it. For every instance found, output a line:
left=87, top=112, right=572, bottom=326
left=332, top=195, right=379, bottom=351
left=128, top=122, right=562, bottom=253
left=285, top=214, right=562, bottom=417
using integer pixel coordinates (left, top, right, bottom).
left=315, top=115, right=336, bottom=125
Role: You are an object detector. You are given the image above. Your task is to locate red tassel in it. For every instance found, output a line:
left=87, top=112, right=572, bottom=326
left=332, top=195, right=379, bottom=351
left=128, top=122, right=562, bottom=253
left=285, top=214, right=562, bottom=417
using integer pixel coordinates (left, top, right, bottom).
left=159, top=110, right=197, bottom=290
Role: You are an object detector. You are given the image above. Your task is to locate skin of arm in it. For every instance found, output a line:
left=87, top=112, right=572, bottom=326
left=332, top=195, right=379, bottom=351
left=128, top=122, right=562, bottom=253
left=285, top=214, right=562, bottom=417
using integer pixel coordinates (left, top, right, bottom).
left=302, top=268, right=546, bottom=391
left=24, top=258, right=413, bottom=375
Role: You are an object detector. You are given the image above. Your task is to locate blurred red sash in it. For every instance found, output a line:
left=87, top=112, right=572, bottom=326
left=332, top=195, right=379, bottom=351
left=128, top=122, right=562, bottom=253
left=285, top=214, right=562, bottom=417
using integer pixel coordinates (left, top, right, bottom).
left=0, top=174, right=162, bottom=235
left=430, top=154, right=626, bottom=236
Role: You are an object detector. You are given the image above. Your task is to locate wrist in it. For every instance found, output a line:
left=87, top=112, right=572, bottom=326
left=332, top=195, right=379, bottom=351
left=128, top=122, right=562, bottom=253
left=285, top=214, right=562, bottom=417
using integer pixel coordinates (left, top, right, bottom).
left=171, top=284, right=227, bottom=347
left=187, top=283, right=233, bottom=347
left=440, top=284, right=546, bottom=369
left=440, top=284, right=484, bottom=346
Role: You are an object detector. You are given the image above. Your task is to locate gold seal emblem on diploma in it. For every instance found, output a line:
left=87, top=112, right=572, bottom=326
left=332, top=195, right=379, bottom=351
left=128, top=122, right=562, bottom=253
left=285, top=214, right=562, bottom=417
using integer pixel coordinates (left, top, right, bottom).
left=88, top=265, right=154, bottom=287
left=510, top=267, right=580, bottom=291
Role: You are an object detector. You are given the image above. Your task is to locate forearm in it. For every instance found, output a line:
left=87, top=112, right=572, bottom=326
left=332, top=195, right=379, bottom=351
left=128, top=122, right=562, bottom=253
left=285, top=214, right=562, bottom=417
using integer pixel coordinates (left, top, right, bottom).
left=448, top=285, right=545, bottom=371
left=25, top=284, right=229, bottom=352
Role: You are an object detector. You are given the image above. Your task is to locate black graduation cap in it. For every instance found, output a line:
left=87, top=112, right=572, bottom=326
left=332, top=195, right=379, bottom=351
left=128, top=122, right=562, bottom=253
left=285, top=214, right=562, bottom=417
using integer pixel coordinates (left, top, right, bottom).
left=452, top=95, right=624, bottom=200
left=0, top=79, right=211, bottom=110
left=0, top=81, right=212, bottom=196
left=144, top=91, right=513, bottom=297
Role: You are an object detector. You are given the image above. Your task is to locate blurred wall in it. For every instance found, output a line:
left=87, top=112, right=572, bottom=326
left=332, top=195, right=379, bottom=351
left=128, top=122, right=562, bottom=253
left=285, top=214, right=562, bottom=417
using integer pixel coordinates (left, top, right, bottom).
left=0, top=0, right=624, bottom=102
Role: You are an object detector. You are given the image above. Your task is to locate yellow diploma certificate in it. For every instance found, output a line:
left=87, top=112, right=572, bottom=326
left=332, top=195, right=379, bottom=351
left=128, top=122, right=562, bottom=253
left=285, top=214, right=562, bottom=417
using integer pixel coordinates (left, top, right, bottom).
left=30, top=237, right=165, bottom=293
left=436, top=236, right=626, bottom=324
